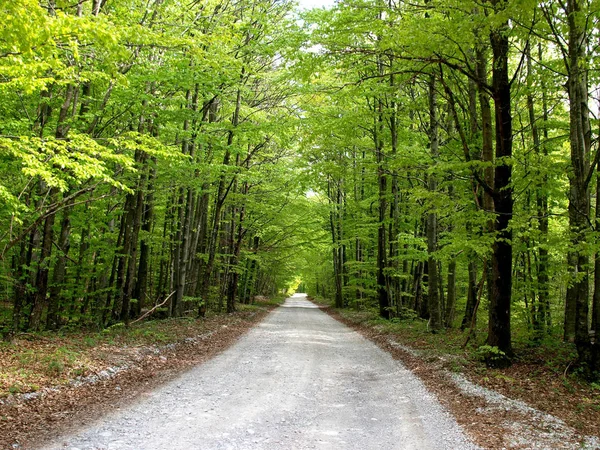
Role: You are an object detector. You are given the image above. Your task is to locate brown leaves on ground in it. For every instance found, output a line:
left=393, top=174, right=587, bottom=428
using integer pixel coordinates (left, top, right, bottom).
left=470, top=358, right=600, bottom=444
left=0, top=305, right=275, bottom=450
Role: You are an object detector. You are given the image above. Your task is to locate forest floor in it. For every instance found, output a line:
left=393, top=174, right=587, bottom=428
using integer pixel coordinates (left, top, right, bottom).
left=0, top=298, right=283, bottom=449
left=313, top=299, right=600, bottom=449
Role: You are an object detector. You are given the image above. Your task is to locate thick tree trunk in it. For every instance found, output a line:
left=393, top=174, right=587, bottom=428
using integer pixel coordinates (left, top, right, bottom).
left=487, top=7, right=513, bottom=359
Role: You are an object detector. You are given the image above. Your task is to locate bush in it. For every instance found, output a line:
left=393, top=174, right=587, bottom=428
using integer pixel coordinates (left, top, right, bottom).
left=475, top=345, right=511, bottom=368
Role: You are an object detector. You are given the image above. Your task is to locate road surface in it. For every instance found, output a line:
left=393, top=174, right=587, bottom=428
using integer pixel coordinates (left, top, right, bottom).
left=42, top=294, right=476, bottom=450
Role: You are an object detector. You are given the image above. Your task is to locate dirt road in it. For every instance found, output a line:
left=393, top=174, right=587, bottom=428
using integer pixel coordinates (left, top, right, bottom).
left=42, top=295, right=476, bottom=449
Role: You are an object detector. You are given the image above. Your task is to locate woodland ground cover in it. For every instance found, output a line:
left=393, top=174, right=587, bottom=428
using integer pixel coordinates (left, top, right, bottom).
left=0, top=299, right=282, bottom=398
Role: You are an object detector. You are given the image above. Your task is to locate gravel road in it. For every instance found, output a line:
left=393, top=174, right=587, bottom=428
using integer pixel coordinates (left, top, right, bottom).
left=41, top=294, right=477, bottom=450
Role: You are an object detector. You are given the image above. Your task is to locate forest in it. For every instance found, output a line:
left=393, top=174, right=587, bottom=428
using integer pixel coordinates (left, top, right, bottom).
left=1, top=0, right=599, bottom=379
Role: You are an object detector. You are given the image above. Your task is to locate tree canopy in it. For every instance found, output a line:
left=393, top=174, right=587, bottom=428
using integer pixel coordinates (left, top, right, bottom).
left=1, top=0, right=600, bottom=376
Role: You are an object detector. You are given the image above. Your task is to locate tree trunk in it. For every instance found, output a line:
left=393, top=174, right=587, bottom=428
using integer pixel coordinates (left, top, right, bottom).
left=461, top=60, right=482, bottom=332
left=329, top=178, right=344, bottom=309
left=594, top=156, right=600, bottom=342
left=564, top=0, right=596, bottom=370
left=175, top=86, right=200, bottom=316
left=11, top=239, right=29, bottom=331
left=427, top=75, right=442, bottom=332
left=527, top=42, right=550, bottom=338
left=389, top=65, right=401, bottom=312
left=133, top=162, right=156, bottom=316
left=462, top=257, right=478, bottom=330
left=226, top=183, right=247, bottom=313
left=46, top=208, right=71, bottom=329
left=376, top=92, right=390, bottom=318
left=28, top=189, right=58, bottom=331
left=487, top=5, right=513, bottom=359
left=199, top=80, right=242, bottom=316
left=121, top=180, right=145, bottom=324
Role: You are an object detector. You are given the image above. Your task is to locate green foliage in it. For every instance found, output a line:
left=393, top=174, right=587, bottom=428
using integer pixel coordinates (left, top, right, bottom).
left=0, top=0, right=598, bottom=388
left=102, top=323, right=125, bottom=334
left=475, top=345, right=510, bottom=368
left=131, top=329, right=168, bottom=343
left=44, top=358, right=65, bottom=376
